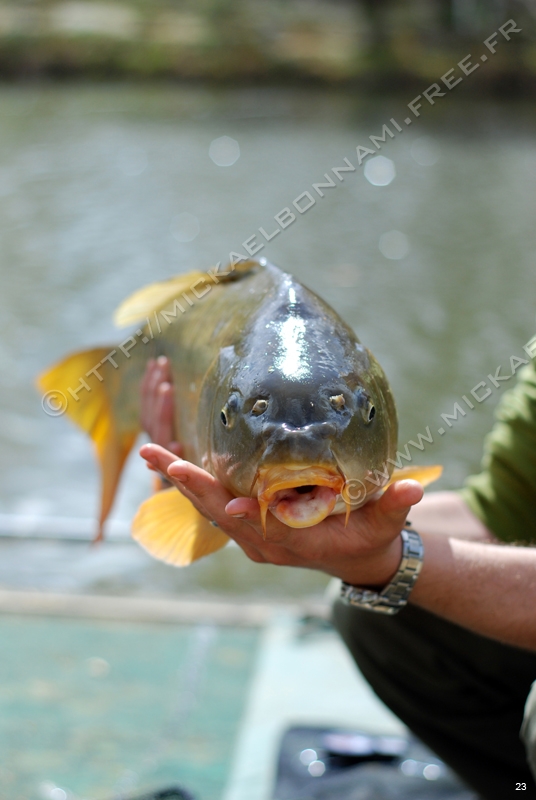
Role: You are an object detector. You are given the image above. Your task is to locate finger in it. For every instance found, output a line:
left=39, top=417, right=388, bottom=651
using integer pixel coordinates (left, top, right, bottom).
left=140, top=358, right=154, bottom=397
left=165, top=458, right=272, bottom=544
left=369, top=480, right=424, bottom=530
left=140, top=358, right=156, bottom=431
left=141, top=446, right=309, bottom=557
left=156, top=355, right=171, bottom=381
left=159, top=381, right=176, bottom=442
left=159, top=381, right=174, bottom=422
left=141, top=444, right=174, bottom=481
left=223, top=495, right=301, bottom=543
left=142, top=359, right=166, bottom=434
left=140, top=444, right=260, bottom=542
left=167, top=458, right=233, bottom=501
left=147, top=358, right=164, bottom=407
left=225, top=497, right=260, bottom=518
left=140, top=444, right=220, bottom=520
left=140, top=442, right=184, bottom=476
left=153, top=382, right=174, bottom=446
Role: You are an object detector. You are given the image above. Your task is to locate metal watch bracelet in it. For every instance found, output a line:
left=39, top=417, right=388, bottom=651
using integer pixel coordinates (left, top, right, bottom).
left=340, top=527, right=424, bottom=615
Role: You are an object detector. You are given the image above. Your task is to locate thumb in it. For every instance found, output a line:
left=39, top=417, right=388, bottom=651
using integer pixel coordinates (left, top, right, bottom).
left=373, top=480, right=424, bottom=530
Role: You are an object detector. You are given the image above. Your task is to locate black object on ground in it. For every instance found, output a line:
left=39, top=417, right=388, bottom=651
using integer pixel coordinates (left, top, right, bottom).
left=273, top=726, right=478, bottom=800
left=117, top=788, right=196, bottom=800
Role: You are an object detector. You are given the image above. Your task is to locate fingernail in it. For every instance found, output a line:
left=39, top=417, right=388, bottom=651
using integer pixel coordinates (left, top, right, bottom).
left=228, top=512, right=246, bottom=519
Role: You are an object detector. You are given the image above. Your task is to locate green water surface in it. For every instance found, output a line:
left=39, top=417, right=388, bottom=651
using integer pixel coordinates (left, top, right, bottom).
left=0, top=615, right=259, bottom=800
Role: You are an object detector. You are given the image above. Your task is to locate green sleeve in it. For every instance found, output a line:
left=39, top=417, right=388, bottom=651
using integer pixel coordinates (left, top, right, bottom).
left=460, top=360, right=536, bottom=544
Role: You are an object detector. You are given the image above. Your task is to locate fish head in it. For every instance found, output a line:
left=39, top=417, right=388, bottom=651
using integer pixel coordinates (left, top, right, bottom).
left=206, top=342, right=397, bottom=533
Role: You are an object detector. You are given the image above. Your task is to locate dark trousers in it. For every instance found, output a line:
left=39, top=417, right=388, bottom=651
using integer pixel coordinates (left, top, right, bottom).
left=332, top=601, right=536, bottom=800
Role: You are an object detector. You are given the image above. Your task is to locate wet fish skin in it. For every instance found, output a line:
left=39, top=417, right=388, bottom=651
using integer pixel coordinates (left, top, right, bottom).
left=202, top=262, right=398, bottom=504
left=38, top=258, right=418, bottom=561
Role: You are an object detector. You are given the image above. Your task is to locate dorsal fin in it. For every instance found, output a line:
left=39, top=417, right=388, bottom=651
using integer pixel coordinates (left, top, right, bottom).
left=113, top=260, right=260, bottom=328
left=114, top=271, right=207, bottom=328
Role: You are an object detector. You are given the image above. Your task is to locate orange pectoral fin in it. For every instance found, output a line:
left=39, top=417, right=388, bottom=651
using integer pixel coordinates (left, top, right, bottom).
left=386, top=465, right=443, bottom=489
left=131, top=489, right=229, bottom=566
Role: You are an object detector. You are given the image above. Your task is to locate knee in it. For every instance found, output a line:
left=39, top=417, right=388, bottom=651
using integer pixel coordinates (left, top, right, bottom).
left=332, top=598, right=378, bottom=647
left=331, top=599, right=455, bottom=690
left=331, top=598, right=403, bottom=672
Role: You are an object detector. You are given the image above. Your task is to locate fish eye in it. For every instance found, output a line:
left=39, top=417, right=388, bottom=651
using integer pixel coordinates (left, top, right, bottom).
left=221, top=393, right=240, bottom=427
left=251, top=398, right=268, bottom=416
left=329, top=394, right=345, bottom=410
left=365, top=401, right=376, bottom=424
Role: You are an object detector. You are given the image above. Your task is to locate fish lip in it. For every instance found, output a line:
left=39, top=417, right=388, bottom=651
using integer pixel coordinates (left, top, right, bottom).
left=253, top=463, right=356, bottom=535
left=255, top=465, right=345, bottom=533
left=256, top=464, right=344, bottom=505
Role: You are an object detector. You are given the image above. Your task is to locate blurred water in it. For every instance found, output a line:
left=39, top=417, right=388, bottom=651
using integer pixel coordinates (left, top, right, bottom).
left=0, top=84, right=535, bottom=596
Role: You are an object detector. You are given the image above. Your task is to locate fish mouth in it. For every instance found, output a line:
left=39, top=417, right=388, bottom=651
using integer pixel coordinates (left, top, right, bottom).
left=255, top=465, right=346, bottom=535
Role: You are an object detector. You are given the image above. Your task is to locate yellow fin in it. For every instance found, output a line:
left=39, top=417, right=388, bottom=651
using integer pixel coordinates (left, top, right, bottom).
left=114, top=272, right=207, bottom=328
left=386, top=465, right=443, bottom=489
left=227, top=259, right=260, bottom=277
left=114, top=260, right=260, bottom=328
left=132, top=488, right=229, bottom=566
left=37, top=348, right=140, bottom=540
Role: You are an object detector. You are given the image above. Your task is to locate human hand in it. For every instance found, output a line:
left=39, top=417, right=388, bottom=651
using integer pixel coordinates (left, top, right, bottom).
left=140, top=356, right=182, bottom=457
left=139, top=443, right=424, bottom=588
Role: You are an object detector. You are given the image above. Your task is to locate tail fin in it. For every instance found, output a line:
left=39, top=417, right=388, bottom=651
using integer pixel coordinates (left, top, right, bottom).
left=37, top=347, right=140, bottom=541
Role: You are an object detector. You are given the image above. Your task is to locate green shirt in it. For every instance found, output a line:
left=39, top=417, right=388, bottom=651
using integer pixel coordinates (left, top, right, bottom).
left=460, top=359, right=536, bottom=544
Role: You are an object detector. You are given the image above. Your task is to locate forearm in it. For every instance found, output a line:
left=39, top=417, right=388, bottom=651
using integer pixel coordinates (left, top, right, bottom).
left=409, top=490, right=497, bottom=542
left=340, top=491, right=534, bottom=650
left=411, top=533, right=536, bottom=651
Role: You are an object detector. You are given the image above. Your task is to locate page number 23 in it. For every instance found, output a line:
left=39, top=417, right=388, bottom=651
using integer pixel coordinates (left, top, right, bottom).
left=516, top=784, right=527, bottom=791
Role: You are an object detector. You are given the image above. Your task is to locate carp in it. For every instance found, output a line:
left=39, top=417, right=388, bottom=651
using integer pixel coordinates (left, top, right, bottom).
left=38, top=259, right=440, bottom=565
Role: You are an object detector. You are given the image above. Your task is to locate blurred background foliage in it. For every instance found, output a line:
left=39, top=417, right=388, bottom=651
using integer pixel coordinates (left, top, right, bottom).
left=0, top=0, right=533, bottom=88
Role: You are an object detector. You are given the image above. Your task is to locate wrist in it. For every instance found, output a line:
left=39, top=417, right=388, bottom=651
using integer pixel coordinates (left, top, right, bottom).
left=340, top=528, right=424, bottom=615
left=339, top=532, right=404, bottom=589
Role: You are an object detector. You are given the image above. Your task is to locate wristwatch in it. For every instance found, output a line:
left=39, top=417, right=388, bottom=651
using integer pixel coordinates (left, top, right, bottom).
left=339, top=527, right=424, bottom=615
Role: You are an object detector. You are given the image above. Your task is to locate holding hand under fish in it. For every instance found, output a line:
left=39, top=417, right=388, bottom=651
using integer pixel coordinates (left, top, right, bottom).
left=38, top=258, right=441, bottom=565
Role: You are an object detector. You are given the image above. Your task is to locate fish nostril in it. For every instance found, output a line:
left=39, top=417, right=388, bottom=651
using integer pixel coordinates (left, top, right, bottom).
left=262, top=422, right=278, bottom=440
left=318, top=422, right=337, bottom=438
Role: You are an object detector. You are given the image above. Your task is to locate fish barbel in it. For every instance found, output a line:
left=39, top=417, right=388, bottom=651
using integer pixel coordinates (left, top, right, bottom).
left=38, top=259, right=441, bottom=566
